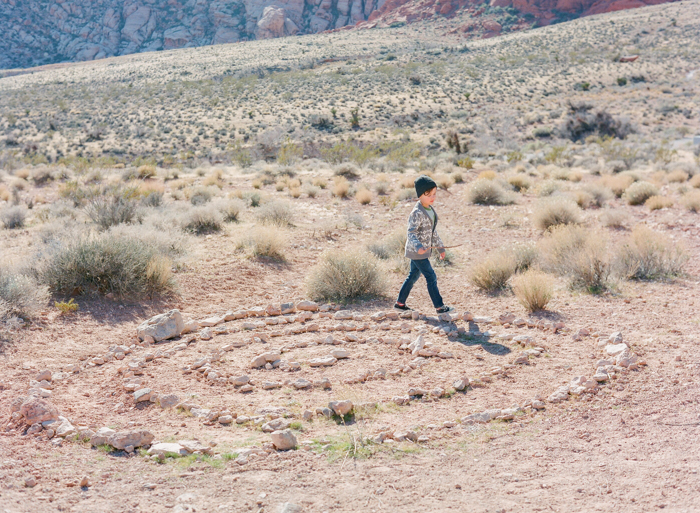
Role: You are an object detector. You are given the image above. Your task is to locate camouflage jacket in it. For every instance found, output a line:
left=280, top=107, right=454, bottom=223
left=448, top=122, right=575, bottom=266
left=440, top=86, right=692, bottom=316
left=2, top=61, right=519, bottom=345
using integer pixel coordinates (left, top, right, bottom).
left=404, top=201, right=445, bottom=260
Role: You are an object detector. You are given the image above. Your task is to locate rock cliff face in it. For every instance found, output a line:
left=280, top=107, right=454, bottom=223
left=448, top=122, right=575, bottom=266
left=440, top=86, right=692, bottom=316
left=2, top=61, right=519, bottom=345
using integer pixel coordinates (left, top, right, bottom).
left=0, top=0, right=678, bottom=69
left=0, top=0, right=387, bottom=69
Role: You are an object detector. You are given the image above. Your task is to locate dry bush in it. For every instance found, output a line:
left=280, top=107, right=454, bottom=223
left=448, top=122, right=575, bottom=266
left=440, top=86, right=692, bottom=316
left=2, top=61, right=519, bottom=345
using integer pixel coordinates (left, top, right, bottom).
left=375, top=181, right=390, bottom=195
left=303, top=183, right=320, bottom=198
left=13, top=168, right=30, bottom=180
left=397, top=188, right=417, bottom=201
left=467, top=179, right=515, bottom=205
left=202, top=169, right=224, bottom=188
left=275, top=180, right=286, bottom=192
left=616, top=225, right=688, bottom=280
left=306, top=250, right=387, bottom=301
left=367, top=229, right=406, bottom=260
left=600, top=209, right=628, bottom=229
left=289, top=186, right=301, bottom=198
left=600, top=174, right=634, bottom=197
left=508, top=174, right=531, bottom=192
left=681, top=190, right=700, bottom=212
left=0, top=184, right=10, bottom=202
left=511, top=270, right=554, bottom=312
left=645, top=195, right=673, bottom=211
left=582, top=183, right=613, bottom=207
left=312, top=177, right=327, bottom=189
left=623, top=181, right=659, bottom=205
left=85, top=195, right=138, bottom=230
left=666, top=170, right=688, bottom=183
left=535, top=180, right=560, bottom=197
left=0, top=266, right=49, bottom=320
left=182, top=205, right=223, bottom=235
left=214, top=198, right=244, bottom=222
left=533, top=197, right=582, bottom=231
left=256, top=199, right=294, bottom=226
left=237, top=225, right=287, bottom=260
left=356, top=188, right=372, bottom=205
left=1, top=206, right=26, bottom=229
left=137, top=165, right=156, bottom=179
left=435, top=174, right=454, bottom=190
left=400, top=175, right=416, bottom=189
left=469, top=251, right=516, bottom=292
left=31, top=167, right=54, bottom=185
left=539, top=225, right=612, bottom=293
left=689, top=175, right=700, bottom=188
left=38, top=229, right=178, bottom=297
left=334, top=163, right=360, bottom=179
left=512, top=242, right=539, bottom=272
left=188, top=185, right=217, bottom=205
left=332, top=176, right=350, bottom=198
left=477, top=170, right=497, bottom=181
left=452, top=172, right=464, bottom=183
left=573, top=190, right=594, bottom=209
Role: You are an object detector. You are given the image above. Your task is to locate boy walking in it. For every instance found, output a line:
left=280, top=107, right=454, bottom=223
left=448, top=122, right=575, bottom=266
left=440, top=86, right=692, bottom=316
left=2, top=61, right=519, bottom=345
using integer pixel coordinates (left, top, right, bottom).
left=395, top=175, right=454, bottom=314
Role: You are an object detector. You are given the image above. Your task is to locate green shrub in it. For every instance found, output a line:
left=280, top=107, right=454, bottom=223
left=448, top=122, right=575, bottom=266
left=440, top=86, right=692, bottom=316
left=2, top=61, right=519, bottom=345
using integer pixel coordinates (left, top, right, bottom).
left=467, top=179, right=515, bottom=205
left=38, top=230, right=177, bottom=297
left=616, top=225, right=687, bottom=280
left=0, top=267, right=49, bottom=320
left=623, top=181, right=659, bottom=205
left=307, top=250, right=387, bottom=301
left=533, top=198, right=582, bottom=231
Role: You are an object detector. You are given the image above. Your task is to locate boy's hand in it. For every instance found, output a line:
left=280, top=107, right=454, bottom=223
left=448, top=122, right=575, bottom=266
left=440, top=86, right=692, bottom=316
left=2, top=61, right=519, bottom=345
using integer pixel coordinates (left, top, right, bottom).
left=439, top=251, right=446, bottom=260
left=417, top=248, right=428, bottom=255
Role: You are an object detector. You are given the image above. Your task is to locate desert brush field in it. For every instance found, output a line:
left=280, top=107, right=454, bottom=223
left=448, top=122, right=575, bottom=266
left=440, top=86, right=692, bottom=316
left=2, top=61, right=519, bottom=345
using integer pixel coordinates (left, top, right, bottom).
left=1, top=1, right=700, bottom=512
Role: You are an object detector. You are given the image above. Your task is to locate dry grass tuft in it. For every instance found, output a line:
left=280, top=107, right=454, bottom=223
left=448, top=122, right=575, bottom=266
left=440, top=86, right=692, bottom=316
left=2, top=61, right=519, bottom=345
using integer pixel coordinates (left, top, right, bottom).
left=616, top=225, right=687, bottom=280
left=511, top=270, right=555, bottom=312
left=477, top=170, right=497, bottom=181
left=1, top=206, right=27, bottom=229
left=533, top=197, right=582, bottom=231
left=469, top=251, right=516, bottom=292
left=600, top=209, right=628, bottom=228
left=332, top=176, right=350, bottom=198
left=237, top=225, right=287, bottom=260
left=689, top=174, right=700, bottom=188
left=356, top=188, right=372, bottom=205
left=539, top=225, right=612, bottom=293
left=306, top=250, right=387, bottom=301
left=666, top=170, right=688, bottom=183
left=599, top=174, right=634, bottom=197
left=0, top=266, right=49, bottom=320
left=623, top=181, right=659, bottom=205
left=467, top=179, right=515, bottom=206
left=645, top=195, right=673, bottom=211
left=182, top=205, right=223, bottom=235
left=256, top=200, right=294, bottom=226
left=681, top=190, right=700, bottom=212
left=507, top=174, right=531, bottom=192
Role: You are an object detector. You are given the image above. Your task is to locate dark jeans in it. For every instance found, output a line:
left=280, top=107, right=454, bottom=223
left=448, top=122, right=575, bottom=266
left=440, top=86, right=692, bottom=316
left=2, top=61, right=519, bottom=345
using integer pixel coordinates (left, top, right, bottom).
left=397, top=258, right=444, bottom=309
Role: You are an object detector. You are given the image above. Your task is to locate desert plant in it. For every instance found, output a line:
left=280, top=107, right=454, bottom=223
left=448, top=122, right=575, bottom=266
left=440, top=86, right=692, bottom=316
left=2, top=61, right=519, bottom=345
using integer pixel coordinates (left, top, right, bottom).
left=334, top=162, right=360, bottom=179
left=681, top=190, right=700, bottom=212
left=689, top=174, right=700, bottom=188
left=307, top=250, right=387, bottom=301
left=645, top=195, right=673, bottom=211
left=182, top=205, right=223, bottom=235
left=623, top=181, right=659, bottom=205
left=539, top=225, right=612, bottom=293
left=477, top=170, right=497, bottom=181
left=667, top=170, right=688, bottom=183
left=1, top=206, right=26, bottom=229
left=256, top=200, right=294, bottom=226
left=277, top=139, right=303, bottom=166
left=303, top=183, right=320, bottom=198
left=600, top=174, right=635, bottom=197
left=38, top=230, right=177, bottom=297
left=511, top=270, right=554, bottom=312
left=214, top=198, right=244, bottom=222
left=202, top=169, right=225, bottom=188
left=512, top=243, right=539, bottom=272
left=600, top=209, right=628, bottom=228
left=469, top=251, right=516, bottom=292
left=535, top=180, right=560, bottom=197
left=31, top=167, right=54, bottom=185
left=356, top=188, right=372, bottom=205
left=332, top=176, right=350, bottom=198
left=616, top=225, right=687, bottom=280
left=189, top=185, right=215, bottom=205
left=237, top=225, right=287, bottom=260
left=367, top=229, right=406, bottom=260
left=54, top=298, right=79, bottom=314
left=85, top=196, right=138, bottom=230
left=508, top=174, right=531, bottom=192
left=0, top=266, right=49, bottom=320
left=582, top=183, right=612, bottom=207
left=533, top=198, right=582, bottom=231
left=467, top=179, right=515, bottom=206
left=562, top=102, right=632, bottom=141
left=573, top=190, right=594, bottom=209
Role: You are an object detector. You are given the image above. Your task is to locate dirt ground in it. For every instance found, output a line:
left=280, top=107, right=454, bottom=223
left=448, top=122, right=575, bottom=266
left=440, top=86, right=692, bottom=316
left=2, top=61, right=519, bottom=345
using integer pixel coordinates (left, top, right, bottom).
left=1, top=168, right=700, bottom=512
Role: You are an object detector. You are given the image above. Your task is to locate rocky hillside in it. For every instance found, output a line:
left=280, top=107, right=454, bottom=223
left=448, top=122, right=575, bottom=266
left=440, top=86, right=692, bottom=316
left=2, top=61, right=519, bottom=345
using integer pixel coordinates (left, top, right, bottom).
left=0, top=0, right=679, bottom=70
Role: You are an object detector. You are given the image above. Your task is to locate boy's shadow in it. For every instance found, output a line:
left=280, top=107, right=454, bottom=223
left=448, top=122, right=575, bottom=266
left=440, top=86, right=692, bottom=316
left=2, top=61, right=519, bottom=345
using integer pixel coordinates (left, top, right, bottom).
left=452, top=320, right=511, bottom=355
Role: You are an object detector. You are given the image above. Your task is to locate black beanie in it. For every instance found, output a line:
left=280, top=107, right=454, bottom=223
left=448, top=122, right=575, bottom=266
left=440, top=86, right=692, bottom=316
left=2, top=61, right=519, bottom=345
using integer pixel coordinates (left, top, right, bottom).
left=414, top=175, right=437, bottom=198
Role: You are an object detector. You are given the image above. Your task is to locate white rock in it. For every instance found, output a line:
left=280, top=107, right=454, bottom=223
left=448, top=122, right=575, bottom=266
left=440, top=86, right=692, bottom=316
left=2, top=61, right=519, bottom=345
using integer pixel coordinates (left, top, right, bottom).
left=148, top=443, right=188, bottom=457
left=200, top=327, right=213, bottom=340
left=137, top=310, right=184, bottom=342
left=91, top=427, right=116, bottom=446
left=605, top=343, right=628, bottom=356
left=271, top=429, right=297, bottom=450
left=328, top=400, right=353, bottom=416
left=108, top=430, right=154, bottom=450
left=331, top=349, right=350, bottom=359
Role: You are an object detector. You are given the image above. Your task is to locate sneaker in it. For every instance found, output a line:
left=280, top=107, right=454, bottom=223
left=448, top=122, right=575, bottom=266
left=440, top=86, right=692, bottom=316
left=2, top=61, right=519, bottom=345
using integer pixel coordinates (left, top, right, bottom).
left=394, top=302, right=412, bottom=311
left=435, top=305, right=455, bottom=314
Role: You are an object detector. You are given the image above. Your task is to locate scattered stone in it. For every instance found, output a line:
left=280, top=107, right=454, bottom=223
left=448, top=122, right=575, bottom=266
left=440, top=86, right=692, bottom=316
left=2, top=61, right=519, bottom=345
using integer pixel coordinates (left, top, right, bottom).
left=108, top=430, right=155, bottom=450
left=79, top=476, right=89, bottom=488
left=407, top=388, right=428, bottom=397
left=302, top=410, right=313, bottom=421
left=392, top=396, right=410, bottom=405
left=90, top=427, right=116, bottom=446
left=331, top=349, right=350, bottom=359
left=239, top=384, right=255, bottom=393
left=262, top=418, right=292, bottom=433
left=134, top=388, right=153, bottom=403
left=35, top=370, right=52, bottom=382
left=328, top=400, right=353, bottom=416
left=159, top=394, right=180, bottom=409
left=605, top=343, right=628, bottom=356
left=279, top=503, right=303, bottom=513
left=309, top=356, right=337, bottom=367
left=513, top=353, right=529, bottom=365
left=315, top=407, right=333, bottom=418
left=218, top=415, right=234, bottom=425
left=199, top=327, right=213, bottom=340
left=453, top=378, right=470, bottom=391
left=179, top=440, right=212, bottom=455
left=532, top=400, right=546, bottom=410
left=24, top=476, right=37, bottom=488
left=229, top=375, right=250, bottom=386
left=609, top=332, right=623, bottom=343
left=297, top=300, right=319, bottom=312
left=251, top=351, right=282, bottom=368
left=292, top=379, right=312, bottom=390
left=20, top=398, right=59, bottom=425
left=137, top=310, right=185, bottom=342
left=547, top=386, right=570, bottom=403
left=271, top=429, right=297, bottom=450
left=148, top=443, right=189, bottom=457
